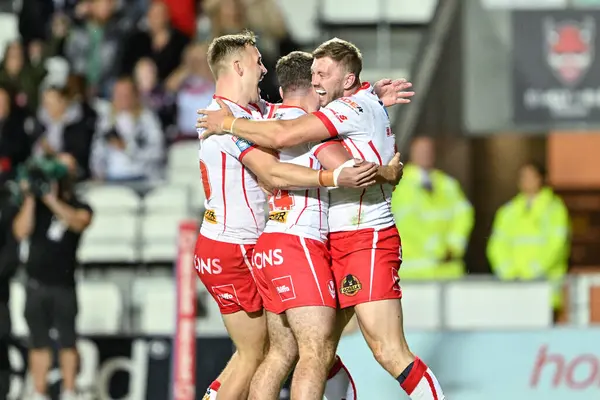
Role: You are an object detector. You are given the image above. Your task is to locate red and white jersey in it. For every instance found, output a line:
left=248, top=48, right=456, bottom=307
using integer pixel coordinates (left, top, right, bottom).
left=312, top=82, right=396, bottom=232
left=263, top=105, right=330, bottom=242
left=198, top=96, right=266, bottom=244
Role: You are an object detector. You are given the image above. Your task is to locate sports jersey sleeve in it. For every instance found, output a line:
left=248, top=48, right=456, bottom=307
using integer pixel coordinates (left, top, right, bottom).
left=222, top=134, right=258, bottom=161
left=312, top=137, right=342, bottom=158
left=312, top=98, right=364, bottom=138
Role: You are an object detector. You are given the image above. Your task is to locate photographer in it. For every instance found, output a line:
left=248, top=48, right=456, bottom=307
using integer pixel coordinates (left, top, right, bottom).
left=12, top=153, right=93, bottom=400
left=0, top=184, right=20, bottom=399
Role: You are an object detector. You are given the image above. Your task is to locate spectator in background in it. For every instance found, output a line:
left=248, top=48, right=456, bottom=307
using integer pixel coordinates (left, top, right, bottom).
left=65, top=74, right=99, bottom=135
left=91, top=77, right=164, bottom=182
left=0, top=86, right=31, bottom=183
left=197, top=0, right=292, bottom=101
left=0, top=41, right=47, bottom=111
left=487, top=161, right=570, bottom=316
left=13, top=154, right=92, bottom=400
left=391, top=137, right=474, bottom=280
left=18, top=0, right=80, bottom=46
left=65, top=0, right=131, bottom=98
left=134, top=58, right=176, bottom=134
left=165, top=42, right=213, bottom=140
left=121, top=0, right=190, bottom=81
left=34, top=86, right=96, bottom=180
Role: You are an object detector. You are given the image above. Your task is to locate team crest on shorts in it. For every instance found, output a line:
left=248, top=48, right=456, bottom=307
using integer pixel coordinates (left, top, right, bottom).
left=340, top=274, right=362, bottom=296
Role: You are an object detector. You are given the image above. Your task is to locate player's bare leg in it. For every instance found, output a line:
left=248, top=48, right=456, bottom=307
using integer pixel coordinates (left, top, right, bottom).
left=217, top=310, right=268, bottom=400
left=354, top=299, right=445, bottom=400
left=322, top=308, right=357, bottom=400
left=248, top=312, right=298, bottom=400
left=203, top=352, right=239, bottom=399
left=287, top=306, right=337, bottom=400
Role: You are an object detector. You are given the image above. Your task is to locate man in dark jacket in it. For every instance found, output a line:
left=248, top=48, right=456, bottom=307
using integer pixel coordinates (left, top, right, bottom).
left=0, top=184, right=21, bottom=399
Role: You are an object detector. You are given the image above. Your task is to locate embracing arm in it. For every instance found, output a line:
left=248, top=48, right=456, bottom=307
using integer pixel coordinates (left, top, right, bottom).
left=242, top=147, right=377, bottom=190
left=315, top=141, right=403, bottom=185
left=223, top=113, right=333, bottom=150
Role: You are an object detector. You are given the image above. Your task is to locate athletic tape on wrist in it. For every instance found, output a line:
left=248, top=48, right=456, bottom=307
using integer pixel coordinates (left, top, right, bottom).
left=333, top=159, right=356, bottom=187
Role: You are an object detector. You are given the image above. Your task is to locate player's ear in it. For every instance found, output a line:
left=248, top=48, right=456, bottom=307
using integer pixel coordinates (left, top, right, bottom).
left=278, top=87, right=283, bottom=99
left=233, top=60, right=243, bottom=77
left=343, top=73, right=357, bottom=91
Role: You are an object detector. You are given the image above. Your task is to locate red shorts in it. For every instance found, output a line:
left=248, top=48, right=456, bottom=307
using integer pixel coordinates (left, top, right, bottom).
left=253, top=233, right=336, bottom=314
left=329, top=225, right=402, bottom=309
left=194, top=234, right=262, bottom=314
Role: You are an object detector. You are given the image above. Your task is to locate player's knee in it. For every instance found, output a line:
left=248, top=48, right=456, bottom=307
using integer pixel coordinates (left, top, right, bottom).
left=370, top=337, right=413, bottom=371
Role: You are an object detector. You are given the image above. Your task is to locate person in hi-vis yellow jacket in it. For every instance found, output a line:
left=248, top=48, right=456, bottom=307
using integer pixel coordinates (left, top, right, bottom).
left=487, top=162, right=570, bottom=310
left=391, top=137, right=474, bottom=280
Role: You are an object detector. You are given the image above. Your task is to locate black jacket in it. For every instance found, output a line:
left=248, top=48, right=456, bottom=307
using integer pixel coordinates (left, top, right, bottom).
left=0, top=113, right=32, bottom=183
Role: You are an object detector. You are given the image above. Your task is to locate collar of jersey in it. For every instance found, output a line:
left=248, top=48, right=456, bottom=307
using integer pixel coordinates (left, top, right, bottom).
left=213, top=95, right=257, bottom=115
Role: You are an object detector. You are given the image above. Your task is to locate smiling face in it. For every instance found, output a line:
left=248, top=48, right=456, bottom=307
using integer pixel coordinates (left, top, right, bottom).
left=311, top=56, right=349, bottom=107
left=311, top=38, right=363, bottom=107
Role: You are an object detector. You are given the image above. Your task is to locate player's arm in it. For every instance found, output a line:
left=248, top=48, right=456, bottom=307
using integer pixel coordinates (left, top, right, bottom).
left=197, top=98, right=333, bottom=149
left=241, top=147, right=378, bottom=190
left=314, top=140, right=403, bottom=185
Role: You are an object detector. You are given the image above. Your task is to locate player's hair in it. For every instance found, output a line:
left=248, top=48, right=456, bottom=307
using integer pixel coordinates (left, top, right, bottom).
left=276, top=51, right=313, bottom=94
left=207, top=31, right=257, bottom=78
left=313, top=38, right=363, bottom=77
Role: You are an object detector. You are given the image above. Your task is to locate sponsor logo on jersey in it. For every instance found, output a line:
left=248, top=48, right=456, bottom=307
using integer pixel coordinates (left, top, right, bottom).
left=340, top=274, right=362, bottom=296
left=212, top=284, right=240, bottom=307
left=268, top=211, right=288, bottom=223
left=232, top=135, right=254, bottom=152
left=351, top=211, right=365, bottom=226
left=253, top=249, right=284, bottom=269
left=338, top=97, right=363, bottom=113
left=194, top=255, right=222, bottom=274
left=204, top=209, right=217, bottom=224
left=329, top=109, right=348, bottom=123
left=327, top=280, right=336, bottom=299
left=272, top=275, right=297, bottom=301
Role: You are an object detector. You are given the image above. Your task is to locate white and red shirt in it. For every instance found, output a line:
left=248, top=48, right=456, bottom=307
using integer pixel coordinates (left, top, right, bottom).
left=262, top=105, right=331, bottom=242
left=312, top=83, right=396, bottom=232
left=198, top=96, right=265, bottom=244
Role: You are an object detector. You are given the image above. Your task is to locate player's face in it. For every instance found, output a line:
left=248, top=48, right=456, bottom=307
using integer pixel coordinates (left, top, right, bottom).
left=241, top=45, right=267, bottom=103
left=519, top=165, right=543, bottom=195
left=311, top=57, right=347, bottom=107
left=305, top=84, right=321, bottom=112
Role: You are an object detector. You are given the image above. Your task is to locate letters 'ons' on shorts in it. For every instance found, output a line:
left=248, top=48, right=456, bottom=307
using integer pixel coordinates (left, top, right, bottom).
left=329, top=225, right=403, bottom=309
left=253, top=232, right=336, bottom=314
left=194, top=234, right=262, bottom=314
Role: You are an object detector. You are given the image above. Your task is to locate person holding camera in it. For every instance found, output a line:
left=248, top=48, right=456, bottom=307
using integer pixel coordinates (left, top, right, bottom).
left=0, top=183, right=21, bottom=399
left=12, top=153, right=93, bottom=400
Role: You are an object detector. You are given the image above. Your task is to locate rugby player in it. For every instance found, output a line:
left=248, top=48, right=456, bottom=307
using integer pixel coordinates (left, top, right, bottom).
left=196, top=33, right=402, bottom=400
left=198, top=38, right=446, bottom=400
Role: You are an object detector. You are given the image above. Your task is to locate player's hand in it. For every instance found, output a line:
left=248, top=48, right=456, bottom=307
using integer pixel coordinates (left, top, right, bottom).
left=336, top=159, right=379, bottom=188
left=374, top=78, right=415, bottom=107
left=387, top=152, right=404, bottom=185
left=258, top=179, right=275, bottom=197
left=197, top=98, right=233, bottom=138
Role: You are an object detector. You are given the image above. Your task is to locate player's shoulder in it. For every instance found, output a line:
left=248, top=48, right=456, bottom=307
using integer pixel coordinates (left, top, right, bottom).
left=326, top=96, right=367, bottom=117
left=273, top=105, right=307, bottom=120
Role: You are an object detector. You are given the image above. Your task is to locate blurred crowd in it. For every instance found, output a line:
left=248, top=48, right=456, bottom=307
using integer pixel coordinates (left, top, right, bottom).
left=1, top=0, right=299, bottom=184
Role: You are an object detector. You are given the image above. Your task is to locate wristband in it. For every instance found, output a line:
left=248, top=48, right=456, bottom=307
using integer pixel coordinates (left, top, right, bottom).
left=332, top=160, right=356, bottom=187
left=222, top=116, right=237, bottom=133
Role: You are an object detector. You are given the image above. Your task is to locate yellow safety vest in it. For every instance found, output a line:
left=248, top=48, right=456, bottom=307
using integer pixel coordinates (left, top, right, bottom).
left=391, top=164, right=474, bottom=280
left=487, top=187, right=570, bottom=309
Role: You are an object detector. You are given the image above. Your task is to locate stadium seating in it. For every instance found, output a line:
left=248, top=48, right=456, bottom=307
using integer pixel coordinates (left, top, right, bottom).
left=76, top=282, right=123, bottom=334
left=166, top=142, right=200, bottom=187
left=133, top=277, right=177, bottom=334
left=141, top=185, right=192, bottom=263
left=79, top=185, right=141, bottom=263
